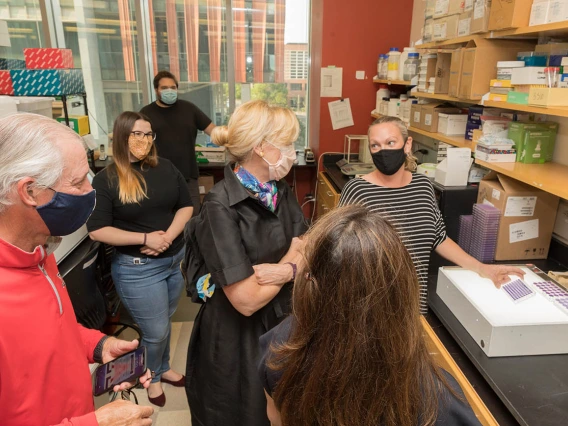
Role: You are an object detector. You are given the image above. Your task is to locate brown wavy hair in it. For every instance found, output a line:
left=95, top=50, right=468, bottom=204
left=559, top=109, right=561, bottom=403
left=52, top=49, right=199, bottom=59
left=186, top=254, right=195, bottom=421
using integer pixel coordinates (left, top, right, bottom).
left=111, top=111, right=158, bottom=204
left=268, top=204, right=453, bottom=426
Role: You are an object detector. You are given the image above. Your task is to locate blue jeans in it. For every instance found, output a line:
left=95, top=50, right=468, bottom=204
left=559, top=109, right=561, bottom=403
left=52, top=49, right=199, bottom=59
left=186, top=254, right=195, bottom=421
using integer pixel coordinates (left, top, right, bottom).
left=112, top=249, right=184, bottom=383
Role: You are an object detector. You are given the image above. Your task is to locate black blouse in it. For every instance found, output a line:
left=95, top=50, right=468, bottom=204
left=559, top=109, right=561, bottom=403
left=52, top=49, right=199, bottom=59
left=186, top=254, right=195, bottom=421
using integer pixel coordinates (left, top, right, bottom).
left=185, top=164, right=307, bottom=426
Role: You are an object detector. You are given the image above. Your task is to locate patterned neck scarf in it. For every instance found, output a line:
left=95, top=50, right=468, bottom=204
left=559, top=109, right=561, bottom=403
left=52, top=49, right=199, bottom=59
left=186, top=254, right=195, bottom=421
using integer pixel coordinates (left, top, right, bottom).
left=234, top=164, right=278, bottom=212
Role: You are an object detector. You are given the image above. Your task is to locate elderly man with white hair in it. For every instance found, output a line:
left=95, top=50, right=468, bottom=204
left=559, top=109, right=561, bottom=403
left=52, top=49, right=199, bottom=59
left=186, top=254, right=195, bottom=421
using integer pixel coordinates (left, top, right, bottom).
left=0, top=113, right=154, bottom=426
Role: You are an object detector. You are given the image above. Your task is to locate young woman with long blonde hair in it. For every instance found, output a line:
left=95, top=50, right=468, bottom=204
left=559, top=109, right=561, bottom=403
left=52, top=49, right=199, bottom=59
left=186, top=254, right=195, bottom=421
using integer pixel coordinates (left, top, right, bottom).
left=88, top=111, right=193, bottom=407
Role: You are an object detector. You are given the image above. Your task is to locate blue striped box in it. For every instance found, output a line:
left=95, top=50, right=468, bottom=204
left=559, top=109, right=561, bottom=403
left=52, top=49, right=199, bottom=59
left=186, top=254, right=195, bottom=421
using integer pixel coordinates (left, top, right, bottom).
left=0, top=58, right=26, bottom=70
left=10, top=69, right=85, bottom=96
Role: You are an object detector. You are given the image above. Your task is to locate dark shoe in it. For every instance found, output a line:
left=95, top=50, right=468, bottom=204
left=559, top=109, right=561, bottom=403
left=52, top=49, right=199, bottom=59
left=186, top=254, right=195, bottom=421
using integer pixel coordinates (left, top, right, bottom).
left=148, top=391, right=166, bottom=407
left=161, top=375, right=186, bottom=387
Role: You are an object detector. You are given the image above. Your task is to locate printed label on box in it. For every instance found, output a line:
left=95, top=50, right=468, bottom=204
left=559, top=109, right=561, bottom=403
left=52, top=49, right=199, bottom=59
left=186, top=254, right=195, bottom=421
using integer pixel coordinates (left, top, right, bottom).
left=492, top=189, right=501, bottom=201
left=509, top=219, right=539, bottom=243
left=425, top=114, right=433, bottom=126
left=458, top=18, right=471, bottom=36
left=464, top=0, right=473, bottom=11
left=473, top=0, right=485, bottom=20
left=435, top=0, right=450, bottom=15
left=199, top=185, right=206, bottom=194
left=414, top=112, right=421, bottom=123
left=505, top=196, right=537, bottom=217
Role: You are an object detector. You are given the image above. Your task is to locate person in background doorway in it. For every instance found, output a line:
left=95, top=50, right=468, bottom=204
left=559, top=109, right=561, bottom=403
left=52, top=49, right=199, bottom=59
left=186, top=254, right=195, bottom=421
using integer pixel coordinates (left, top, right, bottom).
left=184, top=100, right=306, bottom=426
left=0, top=113, right=153, bottom=426
left=140, top=71, right=215, bottom=216
left=88, top=111, right=193, bottom=407
left=339, top=116, right=524, bottom=315
left=258, top=205, right=481, bottom=426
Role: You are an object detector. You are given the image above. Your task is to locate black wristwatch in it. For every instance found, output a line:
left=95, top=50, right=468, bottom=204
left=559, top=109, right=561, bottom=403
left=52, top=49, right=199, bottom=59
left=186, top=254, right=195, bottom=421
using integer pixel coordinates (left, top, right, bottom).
left=285, top=262, right=297, bottom=281
left=93, top=336, right=110, bottom=364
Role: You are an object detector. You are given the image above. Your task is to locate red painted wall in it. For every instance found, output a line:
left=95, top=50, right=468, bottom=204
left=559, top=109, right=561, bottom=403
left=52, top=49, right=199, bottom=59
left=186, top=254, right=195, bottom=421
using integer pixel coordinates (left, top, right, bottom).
left=295, top=0, right=414, bottom=218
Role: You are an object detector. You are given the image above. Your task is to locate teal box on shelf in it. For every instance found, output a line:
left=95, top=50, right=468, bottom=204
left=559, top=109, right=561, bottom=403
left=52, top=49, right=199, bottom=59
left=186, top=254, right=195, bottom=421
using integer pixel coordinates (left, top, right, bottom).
left=10, top=69, right=85, bottom=96
left=0, top=58, right=26, bottom=70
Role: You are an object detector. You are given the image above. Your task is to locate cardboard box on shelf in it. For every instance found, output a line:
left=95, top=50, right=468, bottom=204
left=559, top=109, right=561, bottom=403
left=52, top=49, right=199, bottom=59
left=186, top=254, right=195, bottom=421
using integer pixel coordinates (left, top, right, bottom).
left=477, top=172, right=560, bottom=260
left=471, top=0, right=492, bottom=33
left=0, top=70, right=14, bottom=95
left=426, top=0, right=437, bottom=18
left=449, top=0, right=465, bottom=14
left=198, top=176, right=215, bottom=202
left=547, top=0, right=568, bottom=23
left=507, top=91, right=529, bottom=104
left=56, top=115, right=90, bottom=136
left=508, top=121, right=558, bottom=162
left=458, top=39, right=534, bottom=100
left=519, top=131, right=554, bottom=164
left=10, top=69, right=85, bottom=96
left=434, top=0, right=451, bottom=17
left=438, top=113, right=468, bottom=135
left=488, top=93, right=509, bottom=101
left=458, top=11, right=472, bottom=36
left=529, top=0, right=550, bottom=25
left=511, top=67, right=546, bottom=85
left=23, top=48, right=74, bottom=69
left=433, top=17, right=448, bottom=40
left=446, top=14, right=461, bottom=39
left=435, top=147, right=473, bottom=186
left=411, top=103, right=422, bottom=128
left=528, top=87, right=568, bottom=107
left=196, top=146, right=227, bottom=163
left=424, top=18, right=434, bottom=42
left=420, top=103, right=462, bottom=132
left=434, top=52, right=452, bottom=94
left=489, top=0, right=533, bottom=30
left=475, top=142, right=517, bottom=162
left=449, top=49, right=464, bottom=97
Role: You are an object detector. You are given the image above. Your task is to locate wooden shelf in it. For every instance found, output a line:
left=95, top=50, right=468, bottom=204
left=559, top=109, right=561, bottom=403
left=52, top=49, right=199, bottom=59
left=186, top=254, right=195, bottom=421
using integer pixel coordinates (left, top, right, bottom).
left=373, top=78, right=414, bottom=85
left=475, top=160, right=568, bottom=200
left=371, top=111, right=383, bottom=119
left=416, top=22, right=568, bottom=50
left=413, top=92, right=481, bottom=104
left=483, top=101, right=568, bottom=118
left=408, top=126, right=473, bottom=149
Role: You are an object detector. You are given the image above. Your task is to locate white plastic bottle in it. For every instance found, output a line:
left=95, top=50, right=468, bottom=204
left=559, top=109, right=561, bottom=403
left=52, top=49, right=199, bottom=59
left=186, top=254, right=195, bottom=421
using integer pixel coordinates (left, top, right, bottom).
left=375, top=84, right=390, bottom=110
left=387, top=48, right=401, bottom=80
left=398, top=47, right=417, bottom=80
left=387, top=98, right=400, bottom=117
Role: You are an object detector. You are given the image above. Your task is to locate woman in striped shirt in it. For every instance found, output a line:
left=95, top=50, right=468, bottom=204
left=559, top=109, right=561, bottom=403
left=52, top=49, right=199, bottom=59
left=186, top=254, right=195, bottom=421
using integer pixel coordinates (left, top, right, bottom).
left=339, top=116, right=523, bottom=314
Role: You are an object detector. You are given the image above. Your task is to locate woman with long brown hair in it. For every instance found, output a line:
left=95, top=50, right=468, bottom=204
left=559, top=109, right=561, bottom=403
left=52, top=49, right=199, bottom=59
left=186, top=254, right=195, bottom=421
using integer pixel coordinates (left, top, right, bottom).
left=88, top=111, right=193, bottom=407
left=258, top=205, right=480, bottom=426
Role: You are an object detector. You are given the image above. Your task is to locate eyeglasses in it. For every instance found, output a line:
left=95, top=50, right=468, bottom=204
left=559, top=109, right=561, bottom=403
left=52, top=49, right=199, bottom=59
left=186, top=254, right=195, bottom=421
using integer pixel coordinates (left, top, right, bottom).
left=131, top=131, right=156, bottom=141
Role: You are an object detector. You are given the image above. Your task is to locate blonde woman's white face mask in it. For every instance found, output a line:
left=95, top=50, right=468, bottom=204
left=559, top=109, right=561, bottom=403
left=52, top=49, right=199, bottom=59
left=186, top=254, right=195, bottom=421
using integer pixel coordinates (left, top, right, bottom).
left=261, top=143, right=296, bottom=181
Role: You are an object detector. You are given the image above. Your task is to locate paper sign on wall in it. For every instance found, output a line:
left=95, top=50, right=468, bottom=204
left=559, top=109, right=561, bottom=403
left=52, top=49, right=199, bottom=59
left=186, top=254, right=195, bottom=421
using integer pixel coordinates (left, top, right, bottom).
left=321, top=67, right=343, bottom=97
left=328, top=98, right=354, bottom=130
left=505, top=196, right=537, bottom=217
left=510, top=219, right=539, bottom=243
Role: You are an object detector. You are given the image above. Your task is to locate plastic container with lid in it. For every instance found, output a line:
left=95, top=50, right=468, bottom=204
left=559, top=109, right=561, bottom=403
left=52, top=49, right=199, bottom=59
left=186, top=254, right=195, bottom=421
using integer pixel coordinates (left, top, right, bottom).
left=376, top=84, right=390, bottom=110
left=398, top=47, right=417, bottom=80
left=387, top=98, right=400, bottom=117
left=496, top=61, right=525, bottom=80
left=545, top=67, right=560, bottom=88
left=517, top=51, right=548, bottom=67
left=387, top=48, right=401, bottom=80
left=403, top=52, right=420, bottom=81
left=378, top=54, right=388, bottom=79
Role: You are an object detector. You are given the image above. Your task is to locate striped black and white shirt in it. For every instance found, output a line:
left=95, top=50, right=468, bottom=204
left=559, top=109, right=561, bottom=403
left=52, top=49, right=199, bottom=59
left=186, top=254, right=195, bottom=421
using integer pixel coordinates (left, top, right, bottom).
left=339, top=173, right=447, bottom=314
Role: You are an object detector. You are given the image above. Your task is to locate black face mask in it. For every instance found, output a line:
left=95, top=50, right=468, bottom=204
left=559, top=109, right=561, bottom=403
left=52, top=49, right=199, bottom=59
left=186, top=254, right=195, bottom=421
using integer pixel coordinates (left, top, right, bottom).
left=371, top=146, right=407, bottom=176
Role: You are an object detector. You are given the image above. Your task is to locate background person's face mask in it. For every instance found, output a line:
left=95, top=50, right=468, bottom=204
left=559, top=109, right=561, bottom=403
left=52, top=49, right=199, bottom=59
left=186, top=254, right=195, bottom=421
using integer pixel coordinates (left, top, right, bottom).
left=37, top=189, right=96, bottom=236
left=371, top=142, right=408, bottom=176
left=261, top=143, right=296, bottom=181
left=128, top=136, right=152, bottom=160
left=160, top=88, right=178, bottom=105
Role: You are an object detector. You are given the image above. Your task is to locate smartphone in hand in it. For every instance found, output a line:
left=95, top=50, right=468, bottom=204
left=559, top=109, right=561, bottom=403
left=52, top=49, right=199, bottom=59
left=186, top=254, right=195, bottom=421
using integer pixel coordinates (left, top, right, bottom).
left=93, top=346, right=147, bottom=396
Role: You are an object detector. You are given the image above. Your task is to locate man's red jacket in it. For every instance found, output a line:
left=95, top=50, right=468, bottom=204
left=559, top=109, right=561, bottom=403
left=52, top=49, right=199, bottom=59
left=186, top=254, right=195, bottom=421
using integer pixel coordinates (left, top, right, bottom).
left=0, top=238, right=105, bottom=425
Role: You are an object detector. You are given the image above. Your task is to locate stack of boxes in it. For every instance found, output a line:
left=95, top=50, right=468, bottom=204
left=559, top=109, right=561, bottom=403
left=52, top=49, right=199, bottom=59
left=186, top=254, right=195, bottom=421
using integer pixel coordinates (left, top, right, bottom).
left=0, top=48, right=89, bottom=136
left=432, top=0, right=463, bottom=42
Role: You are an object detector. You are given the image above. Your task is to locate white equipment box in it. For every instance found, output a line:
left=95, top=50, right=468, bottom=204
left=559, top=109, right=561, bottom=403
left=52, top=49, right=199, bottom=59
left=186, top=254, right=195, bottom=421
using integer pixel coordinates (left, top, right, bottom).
left=437, top=265, right=568, bottom=357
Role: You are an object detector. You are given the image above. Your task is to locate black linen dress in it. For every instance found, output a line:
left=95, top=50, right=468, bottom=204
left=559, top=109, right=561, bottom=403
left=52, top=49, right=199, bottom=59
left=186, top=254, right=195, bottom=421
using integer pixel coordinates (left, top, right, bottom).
left=185, top=164, right=307, bottom=426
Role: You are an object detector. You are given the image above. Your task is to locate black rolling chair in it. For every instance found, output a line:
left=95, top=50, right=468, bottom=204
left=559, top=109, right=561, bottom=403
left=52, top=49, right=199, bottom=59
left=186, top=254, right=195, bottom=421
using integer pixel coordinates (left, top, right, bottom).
left=59, top=238, right=141, bottom=339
